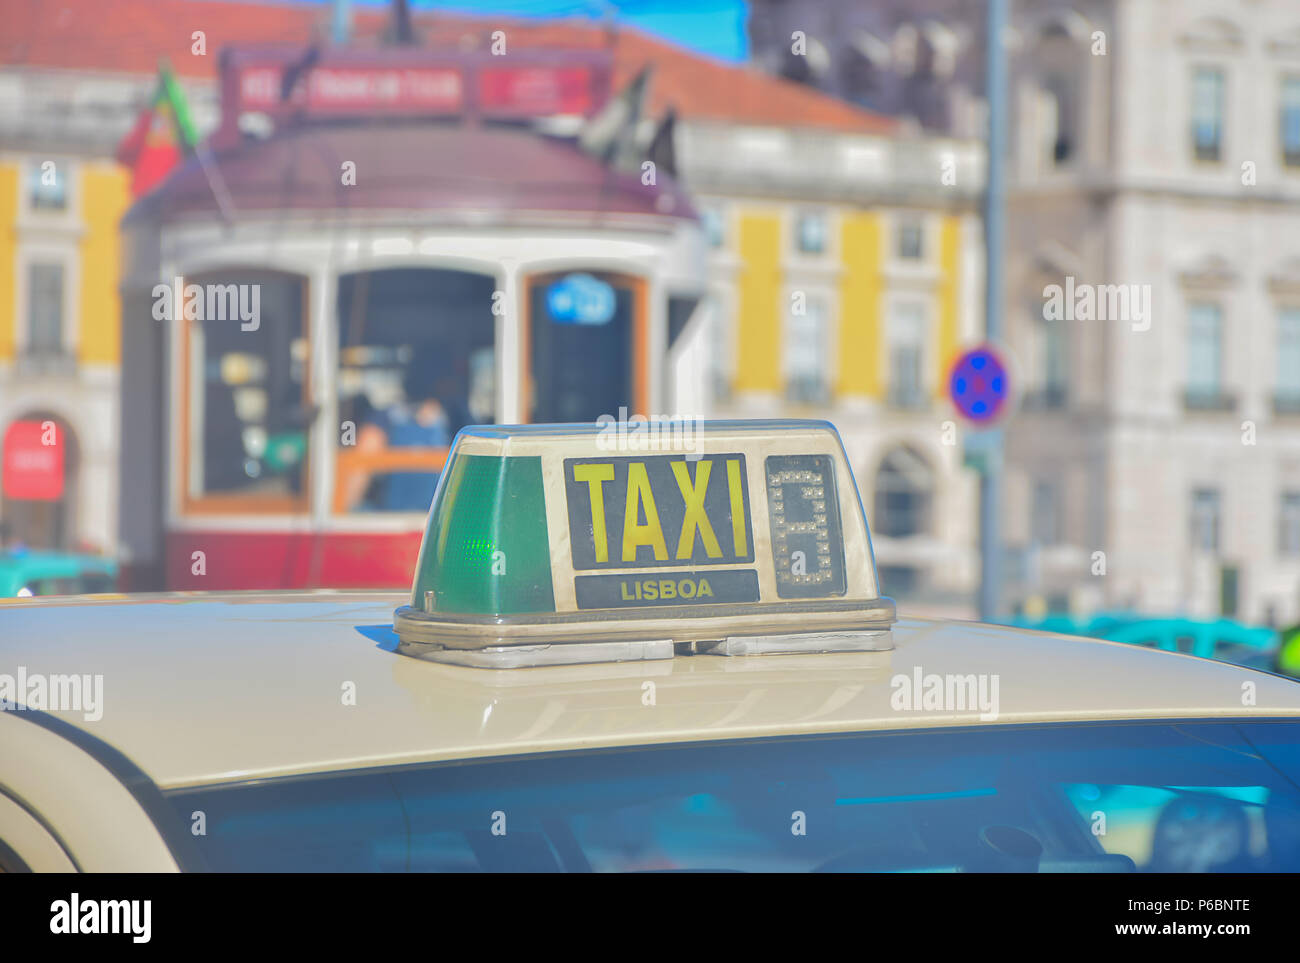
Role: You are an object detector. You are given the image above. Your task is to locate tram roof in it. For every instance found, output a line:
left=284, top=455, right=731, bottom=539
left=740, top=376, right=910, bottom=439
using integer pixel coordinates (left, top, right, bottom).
left=124, top=122, right=697, bottom=228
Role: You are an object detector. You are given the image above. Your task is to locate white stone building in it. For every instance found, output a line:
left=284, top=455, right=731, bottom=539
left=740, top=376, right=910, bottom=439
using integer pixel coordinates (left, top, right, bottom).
left=1001, top=0, right=1300, bottom=623
left=746, top=0, right=1300, bottom=623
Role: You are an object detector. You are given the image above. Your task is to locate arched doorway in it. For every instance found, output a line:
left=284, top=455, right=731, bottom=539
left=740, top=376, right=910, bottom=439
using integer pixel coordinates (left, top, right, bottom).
left=1, top=412, right=79, bottom=550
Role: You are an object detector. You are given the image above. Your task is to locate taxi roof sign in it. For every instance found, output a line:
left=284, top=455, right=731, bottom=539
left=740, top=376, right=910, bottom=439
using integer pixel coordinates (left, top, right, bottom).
left=394, top=419, right=896, bottom=667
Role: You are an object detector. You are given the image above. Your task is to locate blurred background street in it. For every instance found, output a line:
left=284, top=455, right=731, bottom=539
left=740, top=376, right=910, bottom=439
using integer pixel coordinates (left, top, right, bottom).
left=2, top=0, right=1299, bottom=668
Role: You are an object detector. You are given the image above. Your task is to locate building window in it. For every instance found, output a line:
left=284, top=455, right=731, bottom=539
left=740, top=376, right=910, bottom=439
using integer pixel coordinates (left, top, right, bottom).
left=1279, top=308, right=1300, bottom=410
left=897, top=219, right=924, bottom=260
left=873, top=447, right=934, bottom=538
left=1282, top=76, right=1300, bottom=168
left=26, top=262, right=65, bottom=357
left=795, top=211, right=827, bottom=256
left=1043, top=315, right=1068, bottom=405
left=1191, top=67, right=1224, bottom=162
left=785, top=295, right=829, bottom=402
left=1043, top=73, right=1074, bottom=165
left=1031, top=479, right=1061, bottom=546
left=26, top=160, right=68, bottom=211
left=888, top=301, right=927, bottom=408
left=1190, top=488, right=1221, bottom=553
left=1281, top=492, right=1300, bottom=555
left=1186, top=302, right=1222, bottom=401
left=701, top=207, right=726, bottom=248
left=840, top=39, right=886, bottom=108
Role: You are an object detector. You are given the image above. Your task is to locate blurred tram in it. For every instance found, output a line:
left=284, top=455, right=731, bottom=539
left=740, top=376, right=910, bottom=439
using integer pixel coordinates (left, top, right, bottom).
left=119, top=44, right=708, bottom=590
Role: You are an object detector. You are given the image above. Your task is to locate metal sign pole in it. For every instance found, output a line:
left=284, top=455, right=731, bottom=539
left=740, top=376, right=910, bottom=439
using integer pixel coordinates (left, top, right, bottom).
left=979, top=0, right=1008, bottom=622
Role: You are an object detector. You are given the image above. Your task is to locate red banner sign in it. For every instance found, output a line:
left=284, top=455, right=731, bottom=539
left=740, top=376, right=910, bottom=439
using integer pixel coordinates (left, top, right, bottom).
left=478, top=66, right=595, bottom=116
left=240, top=65, right=464, bottom=114
left=217, top=48, right=610, bottom=144
left=3, top=420, right=65, bottom=501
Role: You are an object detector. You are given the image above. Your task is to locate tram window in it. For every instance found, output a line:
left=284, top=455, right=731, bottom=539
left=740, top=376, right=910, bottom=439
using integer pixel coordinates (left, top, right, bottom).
left=186, top=272, right=309, bottom=505
left=335, top=269, right=496, bottom=514
left=528, top=271, right=637, bottom=424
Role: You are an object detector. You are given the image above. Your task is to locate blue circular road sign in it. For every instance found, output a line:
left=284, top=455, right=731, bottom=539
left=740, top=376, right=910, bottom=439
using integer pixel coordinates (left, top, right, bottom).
left=949, top=345, right=1010, bottom=424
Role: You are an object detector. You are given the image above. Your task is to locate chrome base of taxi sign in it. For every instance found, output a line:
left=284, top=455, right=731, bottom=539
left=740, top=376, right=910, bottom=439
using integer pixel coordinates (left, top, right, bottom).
left=396, top=630, right=895, bottom=668
left=397, top=637, right=675, bottom=669
left=393, top=419, right=897, bottom=668
left=701, top=630, right=894, bottom=657
left=394, top=599, right=897, bottom=666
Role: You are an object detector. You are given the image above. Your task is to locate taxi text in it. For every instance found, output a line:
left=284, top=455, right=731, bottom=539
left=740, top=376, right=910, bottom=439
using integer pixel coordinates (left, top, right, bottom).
left=565, top=454, right=753, bottom=569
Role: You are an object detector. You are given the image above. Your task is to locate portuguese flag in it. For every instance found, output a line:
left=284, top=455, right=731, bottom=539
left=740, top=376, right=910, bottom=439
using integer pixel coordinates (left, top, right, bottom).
left=116, top=63, right=198, bottom=198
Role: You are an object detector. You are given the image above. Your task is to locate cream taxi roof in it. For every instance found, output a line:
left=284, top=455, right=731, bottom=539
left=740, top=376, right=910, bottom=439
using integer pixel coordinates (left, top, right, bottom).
left=4, top=593, right=1300, bottom=790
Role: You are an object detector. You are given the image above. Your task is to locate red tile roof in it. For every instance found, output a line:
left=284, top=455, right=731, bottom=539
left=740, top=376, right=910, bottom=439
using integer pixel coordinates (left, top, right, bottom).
left=1, top=0, right=895, bottom=134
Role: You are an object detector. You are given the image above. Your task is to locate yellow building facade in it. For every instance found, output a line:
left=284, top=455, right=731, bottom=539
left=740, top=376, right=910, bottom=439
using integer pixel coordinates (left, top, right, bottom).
left=695, top=173, right=983, bottom=614
left=724, top=206, right=966, bottom=403
left=0, top=153, right=130, bottom=551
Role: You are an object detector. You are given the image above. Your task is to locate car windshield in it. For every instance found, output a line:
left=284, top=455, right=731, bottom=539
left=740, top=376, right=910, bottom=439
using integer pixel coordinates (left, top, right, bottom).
left=165, top=719, right=1300, bottom=872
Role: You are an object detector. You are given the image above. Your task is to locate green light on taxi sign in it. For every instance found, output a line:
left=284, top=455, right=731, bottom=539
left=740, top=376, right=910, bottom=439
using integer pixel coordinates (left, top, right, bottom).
left=412, top=453, right=554, bottom=615
left=395, top=420, right=895, bottom=668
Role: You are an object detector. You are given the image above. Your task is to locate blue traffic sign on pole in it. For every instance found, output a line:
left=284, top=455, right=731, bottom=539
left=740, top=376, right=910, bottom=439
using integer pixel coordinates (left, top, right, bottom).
left=949, top=344, right=1011, bottom=425
left=978, top=0, right=1010, bottom=624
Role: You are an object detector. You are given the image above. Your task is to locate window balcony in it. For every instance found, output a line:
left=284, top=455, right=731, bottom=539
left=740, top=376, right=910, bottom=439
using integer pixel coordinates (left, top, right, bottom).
left=1182, top=388, right=1236, bottom=412
left=1273, top=392, right=1300, bottom=416
left=14, top=349, right=77, bottom=376
left=1193, top=141, right=1221, bottom=163
left=784, top=377, right=830, bottom=406
left=1021, top=386, right=1068, bottom=411
left=886, top=386, right=930, bottom=411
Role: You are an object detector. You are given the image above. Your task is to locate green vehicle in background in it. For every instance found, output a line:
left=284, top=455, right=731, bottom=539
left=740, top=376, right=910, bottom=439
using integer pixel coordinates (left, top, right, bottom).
left=0, top=550, right=119, bottom=598
left=1278, top=625, right=1300, bottom=678
left=1007, top=612, right=1284, bottom=675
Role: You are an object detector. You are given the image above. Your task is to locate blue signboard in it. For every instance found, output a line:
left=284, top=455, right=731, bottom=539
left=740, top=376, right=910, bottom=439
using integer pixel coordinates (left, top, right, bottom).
left=949, top=345, right=1010, bottom=425
left=546, top=273, right=617, bottom=326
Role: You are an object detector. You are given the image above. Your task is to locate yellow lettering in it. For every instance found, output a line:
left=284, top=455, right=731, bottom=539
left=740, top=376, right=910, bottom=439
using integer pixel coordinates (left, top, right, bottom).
left=726, top=459, right=748, bottom=557
left=661, top=579, right=677, bottom=600
left=622, top=463, right=668, bottom=562
left=672, top=460, right=722, bottom=560
left=697, top=578, right=713, bottom=598
left=621, top=581, right=633, bottom=601
left=573, top=463, right=615, bottom=563
left=644, top=579, right=658, bottom=600
left=680, top=578, right=697, bottom=599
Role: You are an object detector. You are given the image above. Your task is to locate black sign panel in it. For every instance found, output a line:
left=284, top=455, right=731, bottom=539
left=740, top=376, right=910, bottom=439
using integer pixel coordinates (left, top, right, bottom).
left=564, top=454, right=754, bottom=570
left=574, top=569, right=760, bottom=609
left=765, top=454, right=847, bottom=599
